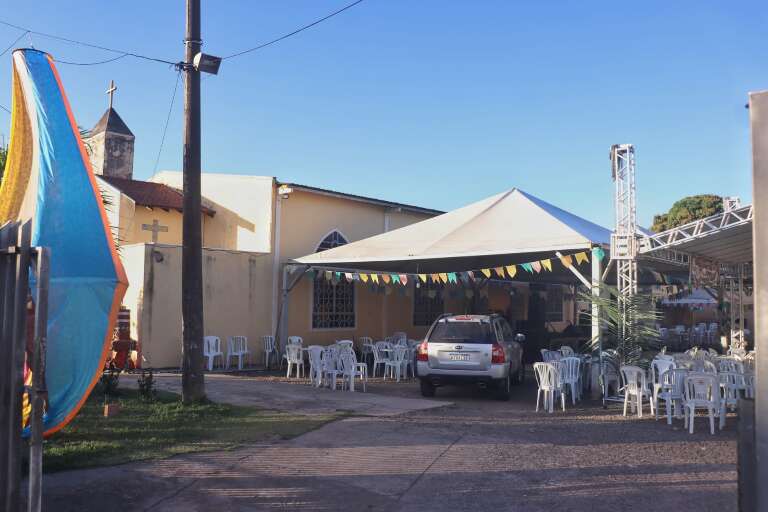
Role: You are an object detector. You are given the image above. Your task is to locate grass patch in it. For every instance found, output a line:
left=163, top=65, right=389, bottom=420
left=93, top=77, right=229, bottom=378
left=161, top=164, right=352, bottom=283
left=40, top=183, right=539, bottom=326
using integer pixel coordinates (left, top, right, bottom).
left=43, top=388, right=339, bottom=472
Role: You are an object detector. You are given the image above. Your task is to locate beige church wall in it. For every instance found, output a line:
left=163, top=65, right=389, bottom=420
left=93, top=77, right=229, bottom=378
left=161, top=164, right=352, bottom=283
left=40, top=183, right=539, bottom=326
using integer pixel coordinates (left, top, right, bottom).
left=386, top=209, right=434, bottom=230
left=278, top=189, right=437, bottom=344
left=151, top=172, right=274, bottom=252
left=119, top=243, right=148, bottom=352
left=133, top=244, right=273, bottom=368
left=125, top=207, right=185, bottom=246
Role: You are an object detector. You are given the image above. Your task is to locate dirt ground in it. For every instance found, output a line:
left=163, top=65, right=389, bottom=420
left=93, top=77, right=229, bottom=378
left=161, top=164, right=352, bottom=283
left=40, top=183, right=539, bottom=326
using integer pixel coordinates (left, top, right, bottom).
left=39, top=373, right=737, bottom=511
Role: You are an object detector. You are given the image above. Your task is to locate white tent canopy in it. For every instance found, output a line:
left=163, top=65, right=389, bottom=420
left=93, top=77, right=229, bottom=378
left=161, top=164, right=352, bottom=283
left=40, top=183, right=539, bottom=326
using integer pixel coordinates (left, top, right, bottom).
left=661, top=288, right=718, bottom=306
left=294, top=188, right=611, bottom=275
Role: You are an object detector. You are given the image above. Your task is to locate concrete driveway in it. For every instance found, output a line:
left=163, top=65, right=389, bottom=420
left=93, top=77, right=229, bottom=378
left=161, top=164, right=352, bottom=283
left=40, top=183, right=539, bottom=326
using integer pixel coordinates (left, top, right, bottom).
left=42, top=375, right=737, bottom=511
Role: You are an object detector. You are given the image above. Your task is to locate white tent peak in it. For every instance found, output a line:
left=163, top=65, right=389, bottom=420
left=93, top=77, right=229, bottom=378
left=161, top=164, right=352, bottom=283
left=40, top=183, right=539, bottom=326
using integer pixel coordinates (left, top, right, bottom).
left=293, top=188, right=611, bottom=273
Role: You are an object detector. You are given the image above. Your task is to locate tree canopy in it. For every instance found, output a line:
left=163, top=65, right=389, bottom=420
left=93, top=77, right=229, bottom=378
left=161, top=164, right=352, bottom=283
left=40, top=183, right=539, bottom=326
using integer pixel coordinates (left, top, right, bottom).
left=651, top=194, right=723, bottom=232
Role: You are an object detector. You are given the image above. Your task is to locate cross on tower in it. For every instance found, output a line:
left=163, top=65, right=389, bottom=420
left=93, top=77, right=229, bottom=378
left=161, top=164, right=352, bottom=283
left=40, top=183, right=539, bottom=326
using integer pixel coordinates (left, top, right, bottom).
left=141, top=219, right=168, bottom=243
left=106, top=80, right=117, bottom=109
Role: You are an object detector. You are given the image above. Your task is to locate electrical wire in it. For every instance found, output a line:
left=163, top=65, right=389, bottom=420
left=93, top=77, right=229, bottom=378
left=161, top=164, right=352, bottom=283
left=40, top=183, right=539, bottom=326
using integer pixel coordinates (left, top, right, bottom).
left=0, top=30, right=29, bottom=57
left=54, top=54, right=129, bottom=66
left=222, top=0, right=365, bottom=60
left=152, top=70, right=182, bottom=174
left=0, top=103, right=10, bottom=114
left=0, top=19, right=178, bottom=66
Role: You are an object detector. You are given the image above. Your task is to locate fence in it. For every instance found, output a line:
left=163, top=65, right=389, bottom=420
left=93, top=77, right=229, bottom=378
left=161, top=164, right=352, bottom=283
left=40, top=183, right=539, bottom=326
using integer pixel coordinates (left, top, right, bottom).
left=0, top=221, right=49, bottom=512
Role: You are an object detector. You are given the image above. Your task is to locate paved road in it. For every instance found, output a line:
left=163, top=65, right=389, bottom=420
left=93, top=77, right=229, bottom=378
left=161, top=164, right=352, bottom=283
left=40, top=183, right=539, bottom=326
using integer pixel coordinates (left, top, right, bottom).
left=42, top=377, right=737, bottom=511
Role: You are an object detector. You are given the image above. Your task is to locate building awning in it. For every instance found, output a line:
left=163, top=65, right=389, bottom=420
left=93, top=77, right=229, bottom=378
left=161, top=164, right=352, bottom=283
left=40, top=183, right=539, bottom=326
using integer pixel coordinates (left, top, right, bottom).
left=294, top=188, right=611, bottom=277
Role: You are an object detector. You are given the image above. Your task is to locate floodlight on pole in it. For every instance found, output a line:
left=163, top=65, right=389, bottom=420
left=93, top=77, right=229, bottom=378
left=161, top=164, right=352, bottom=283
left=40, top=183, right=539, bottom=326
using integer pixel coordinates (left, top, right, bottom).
left=193, top=53, right=221, bottom=75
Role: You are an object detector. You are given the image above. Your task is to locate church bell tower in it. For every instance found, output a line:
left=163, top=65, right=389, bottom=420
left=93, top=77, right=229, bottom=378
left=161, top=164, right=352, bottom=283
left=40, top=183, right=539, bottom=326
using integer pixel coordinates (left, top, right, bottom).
left=82, top=80, right=135, bottom=180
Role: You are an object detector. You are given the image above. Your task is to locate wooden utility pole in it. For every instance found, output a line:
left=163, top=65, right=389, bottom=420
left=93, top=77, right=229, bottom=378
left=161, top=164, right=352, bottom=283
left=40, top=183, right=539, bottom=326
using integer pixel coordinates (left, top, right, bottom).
left=181, top=0, right=205, bottom=403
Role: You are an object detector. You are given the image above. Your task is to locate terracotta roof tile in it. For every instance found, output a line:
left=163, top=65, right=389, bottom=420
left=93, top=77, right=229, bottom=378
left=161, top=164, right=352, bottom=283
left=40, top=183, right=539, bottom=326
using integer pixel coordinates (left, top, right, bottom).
left=99, top=176, right=215, bottom=216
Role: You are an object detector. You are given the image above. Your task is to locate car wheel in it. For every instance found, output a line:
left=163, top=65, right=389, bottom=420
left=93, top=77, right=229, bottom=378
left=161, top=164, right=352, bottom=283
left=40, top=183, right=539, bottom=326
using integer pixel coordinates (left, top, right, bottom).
left=496, top=374, right=511, bottom=401
left=420, top=379, right=436, bottom=397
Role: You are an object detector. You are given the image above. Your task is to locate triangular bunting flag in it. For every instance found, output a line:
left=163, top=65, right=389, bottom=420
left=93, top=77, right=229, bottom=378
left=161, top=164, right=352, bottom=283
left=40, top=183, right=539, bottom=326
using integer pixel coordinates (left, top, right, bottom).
left=541, top=259, right=552, bottom=272
left=400, top=274, right=408, bottom=286
left=344, top=272, right=354, bottom=282
left=382, top=274, right=391, bottom=284
left=505, top=265, right=517, bottom=279
left=430, top=274, right=440, bottom=283
left=306, top=269, right=316, bottom=280
left=494, top=267, right=506, bottom=278
left=439, top=273, right=449, bottom=284
left=360, top=273, right=369, bottom=283
left=418, top=274, right=427, bottom=283
left=481, top=269, right=492, bottom=278
left=521, top=263, right=533, bottom=273
left=467, top=271, right=476, bottom=281
left=531, top=261, right=542, bottom=273
left=559, top=254, right=573, bottom=268
left=324, top=271, right=333, bottom=281
left=447, top=272, right=457, bottom=284
left=371, top=274, right=380, bottom=284
left=575, top=252, right=589, bottom=264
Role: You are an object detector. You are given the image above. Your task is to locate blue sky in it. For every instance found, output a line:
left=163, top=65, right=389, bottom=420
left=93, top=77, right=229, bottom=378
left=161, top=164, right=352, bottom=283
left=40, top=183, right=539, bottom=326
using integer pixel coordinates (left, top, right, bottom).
left=0, top=1, right=764, bottom=228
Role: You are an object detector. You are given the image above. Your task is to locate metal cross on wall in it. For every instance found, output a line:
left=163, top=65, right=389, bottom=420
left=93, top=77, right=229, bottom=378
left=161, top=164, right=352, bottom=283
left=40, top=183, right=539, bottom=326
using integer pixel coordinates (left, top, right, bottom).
left=141, top=219, right=168, bottom=243
left=106, top=80, right=117, bottom=109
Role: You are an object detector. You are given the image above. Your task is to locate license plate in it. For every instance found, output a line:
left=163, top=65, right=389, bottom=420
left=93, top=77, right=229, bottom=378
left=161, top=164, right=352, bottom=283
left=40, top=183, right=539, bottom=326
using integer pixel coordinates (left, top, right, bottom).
left=449, top=353, right=470, bottom=361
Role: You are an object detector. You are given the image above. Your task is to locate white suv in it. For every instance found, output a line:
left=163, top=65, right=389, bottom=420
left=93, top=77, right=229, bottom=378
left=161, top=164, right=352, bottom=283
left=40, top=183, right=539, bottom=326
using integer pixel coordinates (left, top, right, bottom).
left=416, top=314, right=525, bottom=400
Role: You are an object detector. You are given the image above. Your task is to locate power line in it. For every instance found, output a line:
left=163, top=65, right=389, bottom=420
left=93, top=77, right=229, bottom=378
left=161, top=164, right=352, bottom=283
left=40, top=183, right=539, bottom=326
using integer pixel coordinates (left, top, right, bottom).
left=54, top=54, right=128, bottom=66
left=223, top=0, right=365, bottom=60
left=0, top=30, right=29, bottom=58
left=0, top=103, right=10, bottom=114
left=0, top=19, right=178, bottom=66
left=152, top=70, right=182, bottom=174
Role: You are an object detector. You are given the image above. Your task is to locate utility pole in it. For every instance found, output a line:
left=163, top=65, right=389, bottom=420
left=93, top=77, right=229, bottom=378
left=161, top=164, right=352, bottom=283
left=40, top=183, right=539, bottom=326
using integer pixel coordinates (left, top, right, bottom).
left=181, top=0, right=205, bottom=403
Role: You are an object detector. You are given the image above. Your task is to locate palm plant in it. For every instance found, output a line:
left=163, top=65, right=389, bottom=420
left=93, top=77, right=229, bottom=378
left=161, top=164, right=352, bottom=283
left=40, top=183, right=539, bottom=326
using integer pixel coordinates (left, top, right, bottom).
left=579, top=284, right=663, bottom=368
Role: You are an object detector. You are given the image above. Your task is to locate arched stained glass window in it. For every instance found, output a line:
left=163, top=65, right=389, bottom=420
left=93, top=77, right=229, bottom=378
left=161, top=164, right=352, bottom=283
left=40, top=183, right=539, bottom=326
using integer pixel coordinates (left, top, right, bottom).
left=312, top=231, right=355, bottom=328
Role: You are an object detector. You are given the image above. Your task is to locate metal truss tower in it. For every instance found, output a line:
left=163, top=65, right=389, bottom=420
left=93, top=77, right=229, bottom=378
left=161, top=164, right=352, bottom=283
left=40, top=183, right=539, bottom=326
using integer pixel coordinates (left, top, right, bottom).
left=610, top=144, right=638, bottom=332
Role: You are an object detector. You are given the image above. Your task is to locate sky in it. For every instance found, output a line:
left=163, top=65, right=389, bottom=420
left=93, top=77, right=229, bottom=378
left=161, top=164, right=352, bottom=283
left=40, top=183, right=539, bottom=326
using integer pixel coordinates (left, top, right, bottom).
left=0, top=1, right=765, bottom=228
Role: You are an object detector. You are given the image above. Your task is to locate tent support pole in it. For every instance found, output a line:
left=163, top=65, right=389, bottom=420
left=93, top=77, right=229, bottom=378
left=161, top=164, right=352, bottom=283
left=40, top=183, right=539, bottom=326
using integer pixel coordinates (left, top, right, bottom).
left=590, top=250, right=604, bottom=405
left=555, top=251, right=591, bottom=288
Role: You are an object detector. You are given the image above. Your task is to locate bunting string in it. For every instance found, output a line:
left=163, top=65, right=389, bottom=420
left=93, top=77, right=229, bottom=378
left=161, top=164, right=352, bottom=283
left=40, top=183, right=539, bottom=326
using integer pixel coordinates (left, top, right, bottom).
left=309, top=247, right=605, bottom=287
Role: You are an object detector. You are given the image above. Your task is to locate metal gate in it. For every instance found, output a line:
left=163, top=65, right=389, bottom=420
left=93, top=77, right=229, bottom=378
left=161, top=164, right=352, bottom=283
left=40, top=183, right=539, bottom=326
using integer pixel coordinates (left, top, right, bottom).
left=0, top=220, right=49, bottom=512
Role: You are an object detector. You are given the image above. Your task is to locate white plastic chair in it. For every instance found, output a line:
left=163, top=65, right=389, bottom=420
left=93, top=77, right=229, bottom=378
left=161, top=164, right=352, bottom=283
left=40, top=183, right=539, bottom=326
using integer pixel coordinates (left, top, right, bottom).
left=306, top=345, right=325, bottom=387
left=285, top=343, right=304, bottom=379
left=719, top=371, right=745, bottom=416
left=541, top=349, right=562, bottom=362
left=262, top=335, right=277, bottom=369
left=533, top=362, right=563, bottom=413
left=559, top=357, right=581, bottom=404
left=321, top=346, right=342, bottom=390
left=203, top=336, right=223, bottom=372
left=718, top=358, right=744, bottom=374
left=650, top=357, right=676, bottom=403
left=392, top=331, right=407, bottom=344
left=654, top=368, right=688, bottom=425
left=372, top=341, right=391, bottom=377
left=559, top=346, right=575, bottom=357
left=359, top=336, right=374, bottom=364
left=225, top=336, right=250, bottom=370
left=339, top=349, right=367, bottom=392
left=384, top=345, right=407, bottom=382
left=620, top=365, right=653, bottom=418
left=282, top=336, right=303, bottom=368
left=683, top=373, right=722, bottom=435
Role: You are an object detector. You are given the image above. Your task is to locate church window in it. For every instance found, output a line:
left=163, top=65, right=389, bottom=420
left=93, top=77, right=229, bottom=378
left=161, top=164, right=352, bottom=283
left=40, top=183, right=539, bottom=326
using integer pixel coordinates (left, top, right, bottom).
left=312, top=231, right=355, bottom=329
left=413, top=281, right=444, bottom=326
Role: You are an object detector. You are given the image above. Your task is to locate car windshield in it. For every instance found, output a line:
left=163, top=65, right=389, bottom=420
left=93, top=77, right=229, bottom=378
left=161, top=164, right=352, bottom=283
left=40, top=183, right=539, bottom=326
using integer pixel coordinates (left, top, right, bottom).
left=429, top=321, right=495, bottom=344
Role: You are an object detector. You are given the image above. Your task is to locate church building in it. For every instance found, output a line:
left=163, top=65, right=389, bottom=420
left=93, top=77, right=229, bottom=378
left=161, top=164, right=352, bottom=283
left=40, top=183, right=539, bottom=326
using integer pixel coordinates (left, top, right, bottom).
left=83, top=89, right=448, bottom=368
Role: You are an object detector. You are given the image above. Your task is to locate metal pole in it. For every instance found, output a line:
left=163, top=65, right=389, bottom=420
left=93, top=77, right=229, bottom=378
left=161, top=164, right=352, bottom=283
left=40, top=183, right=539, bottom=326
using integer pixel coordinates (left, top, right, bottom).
left=181, top=0, right=205, bottom=403
left=27, top=247, right=49, bottom=512
left=749, top=90, right=768, bottom=512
